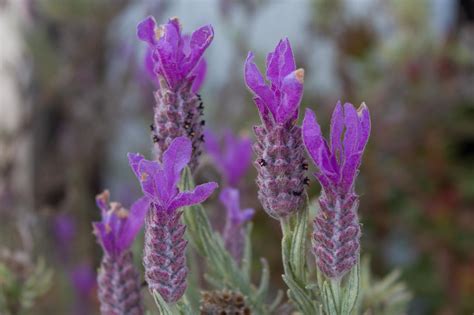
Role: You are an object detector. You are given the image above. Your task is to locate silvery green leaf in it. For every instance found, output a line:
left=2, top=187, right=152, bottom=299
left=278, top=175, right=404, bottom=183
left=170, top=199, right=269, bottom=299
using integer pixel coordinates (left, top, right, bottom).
left=152, top=291, right=175, bottom=315
left=322, top=281, right=339, bottom=315
left=340, top=261, right=360, bottom=315
left=241, top=223, right=253, bottom=282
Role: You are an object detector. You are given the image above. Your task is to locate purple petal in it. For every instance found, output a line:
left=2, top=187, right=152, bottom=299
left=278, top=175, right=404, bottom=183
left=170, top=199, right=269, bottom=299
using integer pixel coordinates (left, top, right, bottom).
left=219, top=187, right=240, bottom=219
left=168, top=182, right=218, bottom=212
left=93, top=222, right=114, bottom=256
left=204, top=128, right=220, bottom=159
left=118, top=196, right=150, bottom=251
left=137, top=159, right=163, bottom=201
left=137, top=16, right=158, bottom=45
left=128, top=152, right=145, bottom=178
left=277, top=68, right=304, bottom=124
left=182, top=25, right=214, bottom=75
left=191, top=59, right=206, bottom=93
left=95, top=190, right=110, bottom=217
left=240, top=208, right=255, bottom=222
left=224, top=132, right=252, bottom=186
left=342, top=103, right=359, bottom=160
left=244, top=52, right=276, bottom=118
left=155, top=22, right=182, bottom=88
left=330, top=101, right=344, bottom=161
left=356, top=103, right=371, bottom=152
left=266, top=38, right=296, bottom=87
left=340, top=153, right=362, bottom=194
left=162, top=136, right=192, bottom=195
left=302, top=109, right=325, bottom=168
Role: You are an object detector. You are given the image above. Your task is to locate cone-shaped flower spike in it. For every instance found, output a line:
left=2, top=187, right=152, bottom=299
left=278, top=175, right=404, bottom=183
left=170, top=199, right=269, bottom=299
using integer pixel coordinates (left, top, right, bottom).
left=302, top=102, right=371, bottom=279
left=128, top=136, right=218, bottom=303
left=244, top=38, right=307, bottom=219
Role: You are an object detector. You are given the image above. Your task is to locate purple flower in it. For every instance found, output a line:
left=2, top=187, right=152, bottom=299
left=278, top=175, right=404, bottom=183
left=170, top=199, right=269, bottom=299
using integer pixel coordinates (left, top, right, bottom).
left=138, top=16, right=213, bottom=171
left=204, top=128, right=253, bottom=187
left=128, top=136, right=218, bottom=303
left=244, top=39, right=307, bottom=219
left=93, top=191, right=146, bottom=314
left=93, top=190, right=148, bottom=258
left=302, top=102, right=370, bottom=198
left=70, top=264, right=96, bottom=315
left=244, top=38, right=304, bottom=127
left=302, top=102, right=370, bottom=279
left=220, top=188, right=254, bottom=263
left=137, top=16, right=213, bottom=91
left=53, top=213, right=76, bottom=261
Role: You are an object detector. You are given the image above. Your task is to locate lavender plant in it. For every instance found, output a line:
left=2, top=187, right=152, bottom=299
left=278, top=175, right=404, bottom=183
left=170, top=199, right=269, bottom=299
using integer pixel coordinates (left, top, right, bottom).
left=220, top=188, right=255, bottom=264
left=137, top=16, right=213, bottom=170
left=302, top=102, right=370, bottom=279
left=128, top=136, right=218, bottom=303
left=93, top=190, right=147, bottom=315
left=204, top=129, right=253, bottom=187
left=244, top=39, right=307, bottom=219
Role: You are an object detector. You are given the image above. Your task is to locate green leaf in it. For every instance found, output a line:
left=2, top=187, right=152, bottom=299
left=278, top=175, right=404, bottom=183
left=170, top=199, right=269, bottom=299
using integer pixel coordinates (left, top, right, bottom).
left=340, top=261, right=361, bottom=315
left=152, top=291, right=176, bottom=315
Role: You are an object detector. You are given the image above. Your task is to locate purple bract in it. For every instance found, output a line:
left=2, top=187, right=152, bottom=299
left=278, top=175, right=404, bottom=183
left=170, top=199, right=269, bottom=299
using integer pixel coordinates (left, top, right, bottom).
left=220, top=188, right=254, bottom=263
left=204, top=128, right=253, bottom=187
left=137, top=16, right=213, bottom=91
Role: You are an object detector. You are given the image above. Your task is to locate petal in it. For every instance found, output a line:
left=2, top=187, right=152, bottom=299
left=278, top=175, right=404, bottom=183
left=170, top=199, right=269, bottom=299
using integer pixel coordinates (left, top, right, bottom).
left=342, top=103, right=359, bottom=160
left=168, top=182, right=218, bottom=212
left=155, top=22, right=182, bottom=88
left=240, top=208, right=255, bottom=222
left=340, top=153, right=362, bottom=194
left=277, top=68, right=304, bottom=124
left=162, top=136, right=192, bottom=195
left=219, top=187, right=240, bottom=219
left=118, top=196, right=150, bottom=251
left=204, top=128, right=221, bottom=163
left=182, top=25, right=214, bottom=76
left=93, top=222, right=114, bottom=256
left=253, top=97, right=273, bottom=127
left=191, top=59, right=207, bottom=93
left=137, top=159, right=163, bottom=201
left=137, top=16, right=158, bottom=45
left=244, top=52, right=276, bottom=118
left=302, top=109, right=325, bottom=167
left=95, top=190, right=110, bottom=217
left=356, top=103, right=371, bottom=152
left=266, top=38, right=296, bottom=87
left=330, top=101, right=344, bottom=161
left=128, top=152, right=145, bottom=178
left=225, top=133, right=252, bottom=186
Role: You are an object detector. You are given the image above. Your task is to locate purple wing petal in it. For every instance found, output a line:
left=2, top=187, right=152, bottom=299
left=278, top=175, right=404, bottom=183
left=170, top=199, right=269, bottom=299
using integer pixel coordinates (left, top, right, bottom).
left=266, top=38, right=296, bottom=87
left=118, top=196, right=150, bottom=251
left=155, top=22, right=182, bottom=89
left=168, top=182, right=218, bottom=212
left=219, top=187, right=240, bottom=219
left=356, top=103, right=371, bottom=152
left=182, top=24, right=214, bottom=76
left=240, top=208, right=255, bottom=223
left=342, top=103, right=359, bottom=160
left=128, top=152, right=145, bottom=178
left=330, top=101, right=344, bottom=161
left=137, top=16, right=158, bottom=45
left=137, top=159, right=163, bottom=201
left=340, top=152, right=362, bottom=194
left=225, top=133, right=252, bottom=186
left=162, top=137, right=192, bottom=196
left=93, top=222, right=114, bottom=256
left=244, top=52, right=276, bottom=118
left=277, top=69, right=304, bottom=124
left=302, top=109, right=325, bottom=167
left=95, top=190, right=110, bottom=217
left=191, top=58, right=207, bottom=93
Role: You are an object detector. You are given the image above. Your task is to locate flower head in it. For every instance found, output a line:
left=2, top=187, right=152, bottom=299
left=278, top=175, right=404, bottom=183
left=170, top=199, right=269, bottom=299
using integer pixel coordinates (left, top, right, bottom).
left=220, top=188, right=254, bottom=226
left=128, top=136, right=218, bottom=213
left=93, top=190, right=149, bottom=258
left=302, top=102, right=371, bottom=198
left=244, top=38, right=304, bottom=126
left=204, top=129, right=253, bottom=186
left=137, top=16, right=213, bottom=91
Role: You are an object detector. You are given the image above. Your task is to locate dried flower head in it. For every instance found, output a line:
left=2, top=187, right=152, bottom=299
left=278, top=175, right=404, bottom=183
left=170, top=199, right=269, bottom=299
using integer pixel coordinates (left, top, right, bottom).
left=204, top=128, right=253, bottom=187
left=200, top=290, right=251, bottom=315
left=128, top=136, right=218, bottom=303
left=244, top=38, right=307, bottom=218
left=302, top=102, right=371, bottom=279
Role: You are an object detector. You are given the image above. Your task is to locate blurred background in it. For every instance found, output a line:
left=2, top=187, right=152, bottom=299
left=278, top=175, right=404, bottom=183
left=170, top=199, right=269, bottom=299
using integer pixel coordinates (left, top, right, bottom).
left=0, top=0, right=473, bottom=314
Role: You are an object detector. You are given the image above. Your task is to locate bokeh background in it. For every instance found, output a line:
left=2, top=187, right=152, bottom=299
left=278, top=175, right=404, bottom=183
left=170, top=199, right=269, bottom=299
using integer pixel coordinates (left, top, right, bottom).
left=1, top=0, right=473, bottom=314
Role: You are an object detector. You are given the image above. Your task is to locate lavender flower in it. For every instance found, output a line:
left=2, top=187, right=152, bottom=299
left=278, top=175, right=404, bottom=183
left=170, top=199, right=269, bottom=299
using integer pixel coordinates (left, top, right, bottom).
left=137, top=16, right=214, bottom=170
left=93, top=190, right=148, bottom=315
left=244, top=38, right=307, bottom=219
left=204, top=129, right=253, bottom=187
left=128, top=136, right=218, bottom=303
left=70, top=264, right=96, bottom=315
left=219, top=188, right=254, bottom=264
left=302, top=102, right=371, bottom=279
